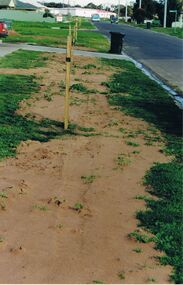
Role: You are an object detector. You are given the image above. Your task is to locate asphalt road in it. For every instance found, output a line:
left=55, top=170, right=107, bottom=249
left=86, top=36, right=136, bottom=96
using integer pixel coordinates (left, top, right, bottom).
left=95, top=22, right=183, bottom=92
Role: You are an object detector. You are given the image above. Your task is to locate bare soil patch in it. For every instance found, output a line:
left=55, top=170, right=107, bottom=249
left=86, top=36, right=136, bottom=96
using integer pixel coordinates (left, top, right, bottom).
left=0, top=54, right=172, bottom=283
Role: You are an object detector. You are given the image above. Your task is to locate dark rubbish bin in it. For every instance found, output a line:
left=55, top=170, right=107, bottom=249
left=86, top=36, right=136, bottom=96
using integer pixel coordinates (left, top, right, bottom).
left=146, top=21, right=151, bottom=29
left=109, top=32, right=125, bottom=54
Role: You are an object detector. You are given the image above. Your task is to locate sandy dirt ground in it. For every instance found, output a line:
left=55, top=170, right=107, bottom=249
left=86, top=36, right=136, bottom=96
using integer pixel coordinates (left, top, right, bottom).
left=0, top=54, right=172, bottom=284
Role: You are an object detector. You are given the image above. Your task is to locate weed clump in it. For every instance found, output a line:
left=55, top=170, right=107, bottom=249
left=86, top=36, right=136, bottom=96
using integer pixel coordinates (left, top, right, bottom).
left=116, top=153, right=131, bottom=168
left=81, top=175, right=96, bottom=184
left=83, top=64, right=97, bottom=69
left=118, top=271, right=125, bottom=280
left=126, top=141, right=140, bottom=147
left=70, top=83, right=97, bottom=94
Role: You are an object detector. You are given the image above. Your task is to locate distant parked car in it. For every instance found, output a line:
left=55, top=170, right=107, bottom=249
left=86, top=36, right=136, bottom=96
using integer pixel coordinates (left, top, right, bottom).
left=0, top=21, right=8, bottom=38
left=91, top=14, right=100, bottom=22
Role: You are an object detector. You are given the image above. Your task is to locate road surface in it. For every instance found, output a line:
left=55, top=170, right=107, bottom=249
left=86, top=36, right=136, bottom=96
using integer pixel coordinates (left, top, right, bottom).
left=95, top=22, right=183, bottom=92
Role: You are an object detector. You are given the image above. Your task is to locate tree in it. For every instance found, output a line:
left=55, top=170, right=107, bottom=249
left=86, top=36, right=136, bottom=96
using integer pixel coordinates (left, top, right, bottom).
left=84, top=2, right=97, bottom=9
left=143, top=0, right=156, bottom=19
left=133, top=0, right=156, bottom=20
left=43, top=9, right=54, bottom=18
left=120, top=5, right=133, bottom=17
left=133, top=0, right=182, bottom=26
left=44, top=2, right=65, bottom=8
left=155, top=0, right=182, bottom=27
left=133, top=8, right=146, bottom=23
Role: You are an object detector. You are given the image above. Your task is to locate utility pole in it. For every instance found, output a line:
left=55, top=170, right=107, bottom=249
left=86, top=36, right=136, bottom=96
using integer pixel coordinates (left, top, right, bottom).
left=139, top=0, right=142, bottom=9
left=163, top=0, right=168, bottom=28
left=118, top=0, right=120, bottom=19
left=125, top=0, right=128, bottom=22
left=67, top=0, right=70, bottom=15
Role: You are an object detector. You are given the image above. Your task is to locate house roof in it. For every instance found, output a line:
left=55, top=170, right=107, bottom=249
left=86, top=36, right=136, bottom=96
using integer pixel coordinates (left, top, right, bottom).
left=0, top=0, right=13, bottom=6
left=16, top=0, right=37, bottom=10
left=0, top=0, right=39, bottom=10
left=20, top=0, right=45, bottom=9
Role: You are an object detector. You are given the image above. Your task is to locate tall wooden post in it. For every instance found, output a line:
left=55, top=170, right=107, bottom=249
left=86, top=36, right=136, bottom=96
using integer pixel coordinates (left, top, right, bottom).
left=75, top=21, right=78, bottom=42
left=64, top=35, right=72, bottom=130
left=69, top=24, right=72, bottom=36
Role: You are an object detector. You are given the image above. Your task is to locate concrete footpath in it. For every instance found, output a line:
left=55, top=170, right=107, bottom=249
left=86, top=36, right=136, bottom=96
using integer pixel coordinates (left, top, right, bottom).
left=0, top=42, right=130, bottom=60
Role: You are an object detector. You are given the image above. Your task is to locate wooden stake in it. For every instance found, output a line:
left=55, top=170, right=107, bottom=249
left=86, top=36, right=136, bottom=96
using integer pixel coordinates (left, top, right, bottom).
left=79, top=18, right=82, bottom=27
left=73, top=25, right=76, bottom=44
left=69, top=24, right=72, bottom=36
left=75, top=22, right=78, bottom=42
left=64, top=35, right=72, bottom=130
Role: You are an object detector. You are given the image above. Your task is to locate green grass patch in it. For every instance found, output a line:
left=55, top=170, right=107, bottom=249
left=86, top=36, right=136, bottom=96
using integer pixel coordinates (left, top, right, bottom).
left=0, top=74, right=75, bottom=160
left=133, top=247, right=142, bottom=253
left=83, top=63, right=97, bottom=69
left=76, top=31, right=109, bottom=52
left=0, top=237, right=4, bottom=243
left=0, top=50, right=48, bottom=69
left=73, top=203, right=83, bottom=211
left=125, top=141, right=140, bottom=147
left=132, top=150, right=140, bottom=154
left=152, top=27, right=183, bottom=39
left=137, top=163, right=183, bottom=283
left=147, top=277, right=156, bottom=283
left=116, top=153, right=131, bottom=168
left=128, top=230, right=156, bottom=243
left=118, top=271, right=125, bottom=280
left=102, top=58, right=183, bottom=283
left=0, top=192, right=8, bottom=199
left=102, top=59, right=182, bottom=161
left=5, top=20, right=109, bottom=52
left=78, top=126, right=95, bottom=132
left=33, top=204, right=49, bottom=211
left=71, top=83, right=97, bottom=94
left=81, top=175, right=96, bottom=184
left=71, top=83, right=89, bottom=93
left=122, top=22, right=183, bottom=39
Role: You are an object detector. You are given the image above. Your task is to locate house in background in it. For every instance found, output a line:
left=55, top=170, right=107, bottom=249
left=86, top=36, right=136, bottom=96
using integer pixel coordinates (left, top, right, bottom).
left=48, top=7, right=116, bottom=19
left=0, top=0, right=16, bottom=9
left=0, top=0, right=45, bottom=11
left=0, top=0, right=53, bottom=22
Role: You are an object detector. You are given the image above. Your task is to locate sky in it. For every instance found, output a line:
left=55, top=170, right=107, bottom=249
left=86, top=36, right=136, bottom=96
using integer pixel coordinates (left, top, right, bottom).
left=25, top=0, right=131, bottom=7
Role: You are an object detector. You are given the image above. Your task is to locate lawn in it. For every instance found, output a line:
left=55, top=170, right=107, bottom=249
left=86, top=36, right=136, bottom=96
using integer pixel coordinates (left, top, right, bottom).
left=102, top=58, right=183, bottom=283
left=5, top=20, right=109, bottom=52
left=0, top=50, right=49, bottom=69
left=152, top=27, right=183, bottom=39
left=120, top=21, right=183, bottom=39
